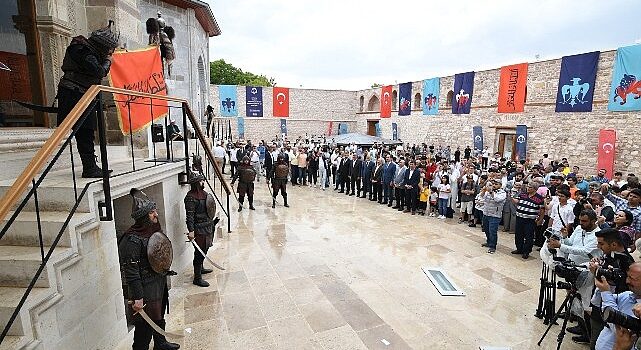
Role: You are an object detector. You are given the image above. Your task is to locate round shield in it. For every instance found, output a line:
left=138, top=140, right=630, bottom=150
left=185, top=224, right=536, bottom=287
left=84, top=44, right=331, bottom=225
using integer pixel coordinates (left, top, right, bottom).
left=206, top=193, right=217, bottom=219
left=147, top=231, right=173, bottom=273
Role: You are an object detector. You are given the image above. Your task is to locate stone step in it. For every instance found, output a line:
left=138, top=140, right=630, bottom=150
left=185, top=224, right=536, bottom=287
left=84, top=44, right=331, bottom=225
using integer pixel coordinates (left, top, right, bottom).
left=0, top=335, right=28, bottom=350
left=1, top=211, right=93, bottom=247
left=0, top=287, right=50, bottom=337
left=0, top=245, right=71, bottom=288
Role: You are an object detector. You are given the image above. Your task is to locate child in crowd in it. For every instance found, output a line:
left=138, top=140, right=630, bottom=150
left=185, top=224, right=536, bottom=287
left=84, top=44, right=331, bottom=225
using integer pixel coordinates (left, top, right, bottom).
left=429, top=186, right=439, bottom=217
left=418, top=172, right=429, bottom=216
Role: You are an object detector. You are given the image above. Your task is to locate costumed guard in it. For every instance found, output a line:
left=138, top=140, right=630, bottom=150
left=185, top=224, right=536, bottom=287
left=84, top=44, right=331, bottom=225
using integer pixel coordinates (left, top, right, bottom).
left=184, top=172, right=218, bottom=287
left=271, top=153, right=290, bottom=208
left=119, top=189, right=179, bottom=350
left=57, top=21, right=119, bottom=178
left=231, top=156, right=256, bottom=212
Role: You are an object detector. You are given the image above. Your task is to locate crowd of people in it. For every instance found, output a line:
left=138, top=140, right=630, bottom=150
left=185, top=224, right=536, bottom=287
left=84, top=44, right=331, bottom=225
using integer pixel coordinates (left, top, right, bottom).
left=211, top=134, right=641, bottom=349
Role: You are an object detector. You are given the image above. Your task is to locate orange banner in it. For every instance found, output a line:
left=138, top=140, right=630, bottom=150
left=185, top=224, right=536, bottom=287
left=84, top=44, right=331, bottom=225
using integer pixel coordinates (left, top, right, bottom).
left=497, top=63, right=528, bottom=113
left=108, top=46, right=168, bottom=134
left=380, top=85, right=392, bottom=118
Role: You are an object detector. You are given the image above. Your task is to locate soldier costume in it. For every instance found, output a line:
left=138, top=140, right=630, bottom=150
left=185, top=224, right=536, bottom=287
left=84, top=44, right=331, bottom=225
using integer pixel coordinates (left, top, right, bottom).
left=57, top=21, right=119, bottom=178
left=231, top=156, right=256, bottom=212
left=119, top=188, right=179, bottom=350
left=184, top=172, right=218, bottom=287
left=271, top=153, right=290, bottom=208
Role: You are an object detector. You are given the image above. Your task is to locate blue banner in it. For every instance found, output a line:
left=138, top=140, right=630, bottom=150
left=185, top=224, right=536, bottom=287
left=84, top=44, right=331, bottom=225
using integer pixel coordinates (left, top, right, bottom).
left=392, top=123, right=398, bottom=140
left=555, top=51, right=599, bottom=112
left=375, top=121, right=381, bottom=137
left=280, top=118, right=287, bottom=136
left=422, top=78, right=439, bottom=115
left=237, top=117, right=245, bottom=138
left=338, top=123, right=348, bottom=135
left=452, top=72, right=474, bottom=114
left=472, top=126, right=483, bottom=151
left=398, top=82, right=412, bottom=116
left=515, top=124, right=527, bottom=161
left=245, top=86, right=263, bottom=117
left=219, top=85, right=238, bottom=117
left=609, top=44, right=641, bottom=111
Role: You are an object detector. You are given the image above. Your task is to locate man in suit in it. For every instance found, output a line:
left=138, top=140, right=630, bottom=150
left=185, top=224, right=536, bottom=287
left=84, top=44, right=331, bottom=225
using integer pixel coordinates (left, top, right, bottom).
left=382, top=154, right=397, bottom=206
left=393, top=159, right=407, bottom=210
left=338, top=152, right=351, bottom=194
left=361, top=153, right=375, bottom=199
left=404, top=160, right=421, bottom=214
left=350, top=153, right=362, bottom=196
left=371, top=157, right=384, bottom=202
left=264, top=145, right=277, bottom=183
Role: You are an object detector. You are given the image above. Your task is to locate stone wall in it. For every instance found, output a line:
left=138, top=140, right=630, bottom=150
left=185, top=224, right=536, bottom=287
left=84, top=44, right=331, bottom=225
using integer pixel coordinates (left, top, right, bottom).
left=209, top=86, right=358, bottom=142
left=355, top=50, right=641, bottom=176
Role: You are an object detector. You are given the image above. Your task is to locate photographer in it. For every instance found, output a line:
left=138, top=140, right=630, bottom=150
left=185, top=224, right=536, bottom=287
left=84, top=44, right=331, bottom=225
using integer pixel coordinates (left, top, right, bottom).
left=594, top=263, right=641, bottom=350
left=547, top=209, right=601, bottom=265
left=480, top=179, right=507, bottom=254
left=587, top=229, right=635, bottom=348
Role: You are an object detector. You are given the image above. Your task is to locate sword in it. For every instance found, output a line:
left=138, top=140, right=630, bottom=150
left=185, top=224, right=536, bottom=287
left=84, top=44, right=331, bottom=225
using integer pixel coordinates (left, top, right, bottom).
left=266, top=178, right=274, bottom=197
left=14, top=100, right=59, bottom=113
left=128, top=303, right=184, bottom=339
left=187, top=236, right=225, bottom=270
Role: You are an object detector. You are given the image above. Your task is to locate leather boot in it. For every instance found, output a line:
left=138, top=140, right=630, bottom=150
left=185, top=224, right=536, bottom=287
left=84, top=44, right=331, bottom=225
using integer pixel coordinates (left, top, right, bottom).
left=79, top=153, right=104, bottom=178
left=193, top=264, right=210, bottom=287
left=152, top=320, right=180, bottom=350
left=201, top=263, right=213, bottom=275
left=272, top=197, right=276, bottom=208
left=132, top=320, right=153, bottom=350
left=249, top=197, right=255, bottom=210
left=283, top=195, right=289, bottom=207
left=237, top=200, right=243, bottom=212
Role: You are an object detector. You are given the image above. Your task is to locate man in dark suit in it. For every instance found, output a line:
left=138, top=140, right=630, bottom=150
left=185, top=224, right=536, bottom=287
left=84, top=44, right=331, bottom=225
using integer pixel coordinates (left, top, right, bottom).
left=350, top=154, right=362, bottom=196
left=338, top=152, right=351, bottom=193
left=404, top=160, right=421, bottom=214
left=264, top=145, right=276, bottom=182
left=361, top=153, right=375, bottom=199
left=371, top=157, right=384, bottom=202
left=382, top=154, right=396, bottom=206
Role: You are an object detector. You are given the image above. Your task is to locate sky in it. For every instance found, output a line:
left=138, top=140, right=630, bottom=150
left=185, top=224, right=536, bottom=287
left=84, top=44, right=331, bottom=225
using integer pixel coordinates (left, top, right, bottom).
left=206, top=0, right=641, bottom=91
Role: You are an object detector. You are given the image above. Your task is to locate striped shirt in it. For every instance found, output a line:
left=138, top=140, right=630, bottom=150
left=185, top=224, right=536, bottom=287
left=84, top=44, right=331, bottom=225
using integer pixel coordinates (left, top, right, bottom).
left=516, top=192, right=545, bottom=220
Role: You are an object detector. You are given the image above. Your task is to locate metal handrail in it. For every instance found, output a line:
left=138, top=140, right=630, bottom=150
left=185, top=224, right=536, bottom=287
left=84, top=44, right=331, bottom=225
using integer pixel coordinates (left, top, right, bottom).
left=0, top=85, right=231, bottom=226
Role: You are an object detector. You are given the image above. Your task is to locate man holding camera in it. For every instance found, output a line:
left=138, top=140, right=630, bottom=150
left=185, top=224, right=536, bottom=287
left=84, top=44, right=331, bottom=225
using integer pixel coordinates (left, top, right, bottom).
left=586, top=229, right=635, bottom=348
left=594, top=263, right=641, bottom=350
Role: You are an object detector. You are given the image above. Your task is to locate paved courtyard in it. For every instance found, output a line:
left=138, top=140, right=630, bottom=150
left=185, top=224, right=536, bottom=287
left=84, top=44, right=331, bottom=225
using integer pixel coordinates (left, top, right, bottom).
left=116, top=182, right=585, bottom=350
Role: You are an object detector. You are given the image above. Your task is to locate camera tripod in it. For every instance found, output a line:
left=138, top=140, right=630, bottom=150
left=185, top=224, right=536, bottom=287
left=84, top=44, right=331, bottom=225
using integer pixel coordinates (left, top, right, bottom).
left=537, top=282, right=580, bottom=350
left=535, top=262, right=557, bottom=325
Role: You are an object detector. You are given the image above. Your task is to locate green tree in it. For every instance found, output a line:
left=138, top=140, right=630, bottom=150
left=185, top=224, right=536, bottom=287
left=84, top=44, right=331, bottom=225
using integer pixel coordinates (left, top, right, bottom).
left=371, top=83, right=383, bottom=88
left=210, top=59, right=276, bottom=86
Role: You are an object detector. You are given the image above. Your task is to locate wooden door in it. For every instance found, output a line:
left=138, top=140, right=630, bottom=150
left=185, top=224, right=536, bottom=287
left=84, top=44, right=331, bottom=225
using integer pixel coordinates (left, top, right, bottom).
left=367, top=121, right=376, bottom=136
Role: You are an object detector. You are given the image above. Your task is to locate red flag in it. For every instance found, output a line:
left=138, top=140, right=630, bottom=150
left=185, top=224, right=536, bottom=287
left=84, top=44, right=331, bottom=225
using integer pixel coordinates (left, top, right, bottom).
left=380, top=85, right=392, bottom=118
left=273, top=87, right=289, bottom=117
left=597, top=129, right=616, bottom=177
left=327, top=121, right=334, bottom=136
left=498, top=63, right=528, bottom=113
left=108, top=47, right=168, bottom=134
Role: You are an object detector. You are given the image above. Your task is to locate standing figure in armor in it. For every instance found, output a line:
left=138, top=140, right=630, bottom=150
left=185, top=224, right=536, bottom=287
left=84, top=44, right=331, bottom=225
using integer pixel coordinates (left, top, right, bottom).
left=119, top=188, right=179, bottom=350
left=57, top=21, right=119, bottom=178
left=184, top=172, right=218, bottom=287
left=271, top=153, right=290, bottom=208
left=231, top=156, right=257, bottom=211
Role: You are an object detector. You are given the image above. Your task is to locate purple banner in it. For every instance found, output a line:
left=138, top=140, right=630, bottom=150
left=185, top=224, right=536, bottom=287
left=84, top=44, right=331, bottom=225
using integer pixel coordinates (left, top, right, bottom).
left=245, top=86, right=263, bottom=117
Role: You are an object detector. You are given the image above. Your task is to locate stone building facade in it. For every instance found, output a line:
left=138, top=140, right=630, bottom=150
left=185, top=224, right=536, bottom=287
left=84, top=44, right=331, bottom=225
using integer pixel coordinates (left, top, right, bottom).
left=219, top=50, right=639, bottom=175
left=209, top=86, right=358, bottom=142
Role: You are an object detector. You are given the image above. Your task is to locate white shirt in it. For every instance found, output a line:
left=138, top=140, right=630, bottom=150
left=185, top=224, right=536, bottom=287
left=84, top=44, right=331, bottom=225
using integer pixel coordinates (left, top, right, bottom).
left=250, top=150, right=260, bottom=163
left=550, top=201, right=576, bottom=232
left=559, top=226, right=601, bottom=265
left=230, top=148, right=238, bottom=162
left=213, top=145, right=226, bottom=158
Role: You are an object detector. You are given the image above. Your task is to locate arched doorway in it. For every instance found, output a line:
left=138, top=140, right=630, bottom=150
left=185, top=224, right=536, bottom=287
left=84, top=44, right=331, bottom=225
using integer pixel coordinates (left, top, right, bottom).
left=367, top=95, right=380, bottom=111
left=414, top=93, right=421, bottom=109
left=392, top=90, right=398, bottom=110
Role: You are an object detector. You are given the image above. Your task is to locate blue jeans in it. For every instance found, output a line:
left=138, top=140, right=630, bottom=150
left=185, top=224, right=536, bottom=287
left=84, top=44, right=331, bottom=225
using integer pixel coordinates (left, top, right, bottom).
left=438, top=198, right=449, bottom=216
left=482, top=215, right=501, bottom=249
left=298, top=167, right=307, bottom=183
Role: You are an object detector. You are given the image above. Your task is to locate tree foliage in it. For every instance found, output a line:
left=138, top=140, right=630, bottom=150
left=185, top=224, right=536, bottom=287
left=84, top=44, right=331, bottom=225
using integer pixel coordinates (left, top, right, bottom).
left=210, top=59, right=276, bottom=86
left=371, top=83, right=383, bottom=88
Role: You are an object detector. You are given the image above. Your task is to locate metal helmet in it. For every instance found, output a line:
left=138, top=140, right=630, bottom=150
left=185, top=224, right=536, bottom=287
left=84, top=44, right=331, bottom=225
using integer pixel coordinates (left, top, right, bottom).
left=89, top=20, right=119, bottom=53
left=188, top=171, right=205, bottom=184
left=130, top=188, right=156, bottom=220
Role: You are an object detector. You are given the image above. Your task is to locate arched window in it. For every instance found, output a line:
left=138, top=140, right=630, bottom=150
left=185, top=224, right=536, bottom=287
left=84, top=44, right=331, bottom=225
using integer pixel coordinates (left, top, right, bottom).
left=446, top=90, right=454, bottom=107
left=359, top=96, right=365, bottom=112
left=367, top=95, right=380, bottom=111
left=524, top=86, right=528, bottom=104
left=414, top=93, right=421, bottom=109
left=392, top=90, right=398, bottom=110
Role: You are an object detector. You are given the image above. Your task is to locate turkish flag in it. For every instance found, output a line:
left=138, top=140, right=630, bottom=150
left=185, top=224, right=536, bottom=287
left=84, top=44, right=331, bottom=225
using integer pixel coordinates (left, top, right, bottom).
left=380, top=85, right=392, bottom=118
left=597, top=129, right=616, bottom=177
left=273, top=87, right=289, bottom=117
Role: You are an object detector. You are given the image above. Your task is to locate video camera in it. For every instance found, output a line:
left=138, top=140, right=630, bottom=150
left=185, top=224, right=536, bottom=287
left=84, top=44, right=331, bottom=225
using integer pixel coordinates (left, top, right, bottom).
left=553, top=257, right=586, bottom=290
left=544, top=228, right=563, bottom=255
left=603, top=306, right=641, bottom=334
